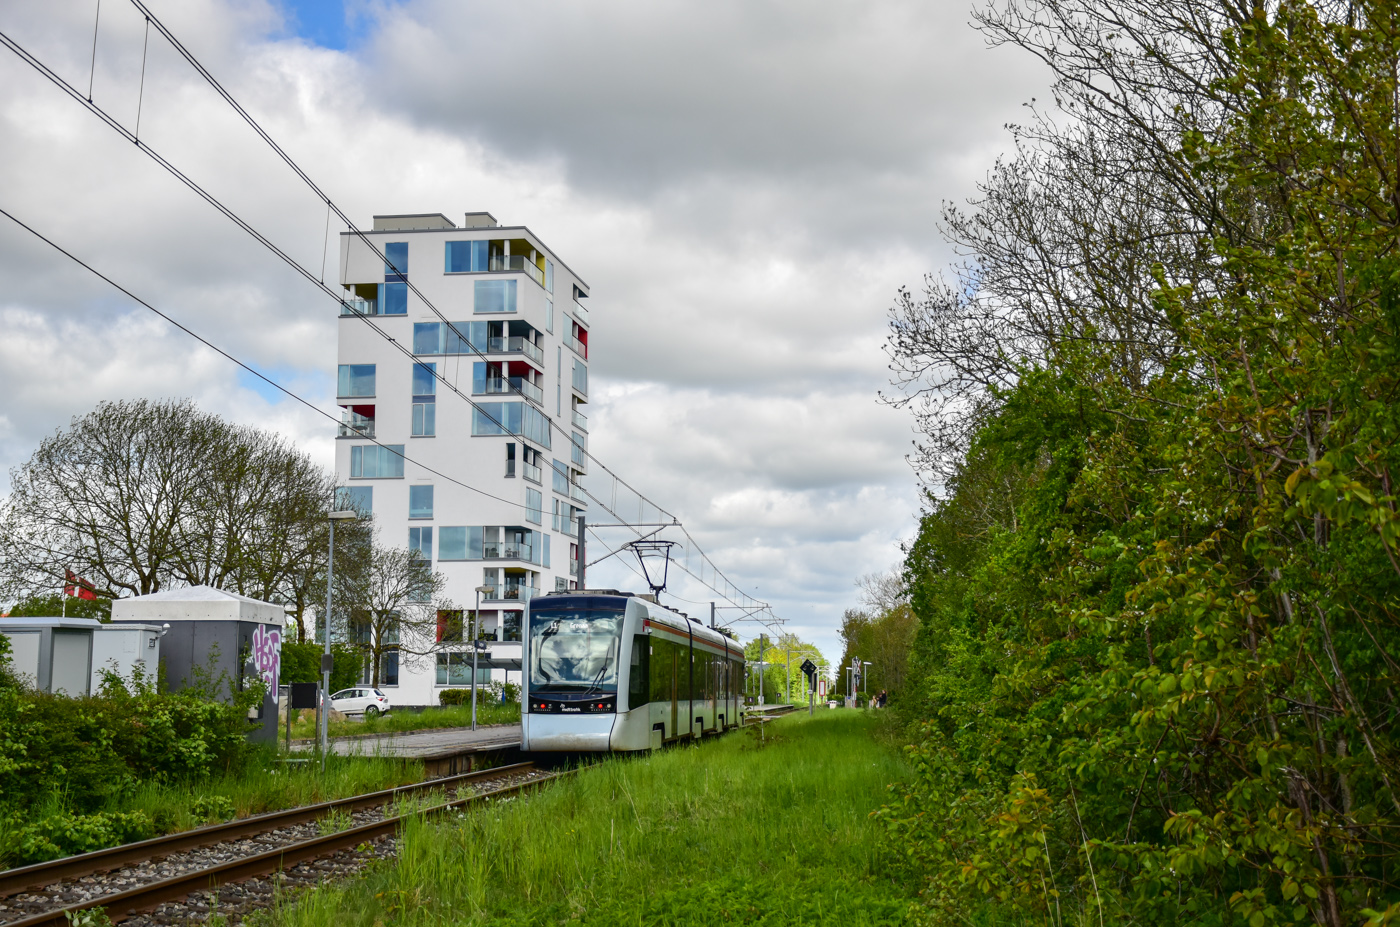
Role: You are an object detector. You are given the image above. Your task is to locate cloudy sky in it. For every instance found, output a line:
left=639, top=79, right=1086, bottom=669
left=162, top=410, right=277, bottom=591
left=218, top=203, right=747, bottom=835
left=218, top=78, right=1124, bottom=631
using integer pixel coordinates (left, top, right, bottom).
left=0, top=0, right=1046, bottom=662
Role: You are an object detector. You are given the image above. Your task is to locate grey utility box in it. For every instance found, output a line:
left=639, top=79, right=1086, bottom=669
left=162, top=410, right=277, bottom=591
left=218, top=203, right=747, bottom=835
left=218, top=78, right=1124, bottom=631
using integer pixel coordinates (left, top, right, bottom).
left=112, top=586, right=285, bottom=743
left=0, top=617, right=100, bottom=695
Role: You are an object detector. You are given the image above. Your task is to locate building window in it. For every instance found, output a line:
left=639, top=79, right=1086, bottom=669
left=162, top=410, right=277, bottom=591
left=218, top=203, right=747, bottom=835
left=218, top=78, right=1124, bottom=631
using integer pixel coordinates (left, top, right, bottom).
left=382, top=282, right=408, bottom=315
left=413, top=323, right=441, bottom=354
left=555, top=577, right=569, bottom=592
left=546, top=298, right=554, bottom=333
left=505, top=443, right=516, bottom=478
left=439, top=526, right=466, bottom=560
left=384, top=242, right=409, bottom=280
left=570, top=431, right=586, bottom=467
left=445, top=240, right=489, bottom=273
left=526, top=488, right=542, bottom=526
left=436, top=653, right=489, bottom=685
left=572, top=359, right=588, bottom=396
left=412, top=362, right=437, bottom=395
left=552, top=459, right=569, bottom=495
left=409, top=484, right=434, bottom=519
left=336, top=486, right=372, bottom=515
left=412, top=399, right=435, bottom=436
left=545, top=259, right=554, bottom=293
left=553, top=499, right=580, bottom=536
left=474, top=279, right=517, bottom=314
left=502, top=611, right=522, bottom=641
left=338, top=364, right=376, bottom=397
left=408, top=526, right=433, bottom=560
left=350, top=445, right=404, bottom=478
left=437, top=609, right=464, bottom=643
left=470, top=402, right=551, bottom=448
left=380, top=649, right=400, bottom=686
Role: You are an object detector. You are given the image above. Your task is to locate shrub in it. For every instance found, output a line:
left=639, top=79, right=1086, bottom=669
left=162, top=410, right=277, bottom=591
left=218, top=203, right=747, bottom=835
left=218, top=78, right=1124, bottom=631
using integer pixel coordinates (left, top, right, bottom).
left=1, top=809, right=156, bottom=865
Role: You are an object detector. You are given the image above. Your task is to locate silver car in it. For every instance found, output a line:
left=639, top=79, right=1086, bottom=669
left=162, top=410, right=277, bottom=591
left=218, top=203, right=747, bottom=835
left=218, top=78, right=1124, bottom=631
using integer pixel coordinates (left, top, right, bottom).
left=330, top=687, right=391, bottom=718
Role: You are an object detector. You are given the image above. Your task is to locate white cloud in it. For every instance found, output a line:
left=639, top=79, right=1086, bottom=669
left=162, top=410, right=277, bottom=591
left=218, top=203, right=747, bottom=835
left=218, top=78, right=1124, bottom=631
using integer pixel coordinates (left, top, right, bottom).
left=0, top=0, right=1046, bottom=661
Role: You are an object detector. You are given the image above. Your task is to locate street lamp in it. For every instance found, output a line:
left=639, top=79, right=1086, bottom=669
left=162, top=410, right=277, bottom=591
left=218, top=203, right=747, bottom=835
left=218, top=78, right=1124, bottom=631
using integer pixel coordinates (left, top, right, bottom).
left=862, top=661, right=872, bottom=702
left=471, top=584, right=493, bottom=731
left=322, top=510, right=358, bottom=767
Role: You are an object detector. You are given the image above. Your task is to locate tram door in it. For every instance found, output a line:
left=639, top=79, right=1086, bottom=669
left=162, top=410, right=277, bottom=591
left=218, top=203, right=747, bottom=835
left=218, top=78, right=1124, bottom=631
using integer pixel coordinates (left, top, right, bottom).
left=670, top=651, right=678, bottom=738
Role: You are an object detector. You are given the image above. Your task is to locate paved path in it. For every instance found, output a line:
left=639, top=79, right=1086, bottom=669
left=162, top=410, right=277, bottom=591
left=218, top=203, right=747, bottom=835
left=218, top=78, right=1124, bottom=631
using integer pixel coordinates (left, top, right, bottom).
left=296, top=724, right=522, bottom=758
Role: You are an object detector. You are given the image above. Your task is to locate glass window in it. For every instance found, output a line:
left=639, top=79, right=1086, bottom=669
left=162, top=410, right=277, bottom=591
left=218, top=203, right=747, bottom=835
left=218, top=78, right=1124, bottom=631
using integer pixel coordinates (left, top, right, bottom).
left=571, top=431, right=586, bottom=467
left=445, top=240, right=489, bottom=274
left=412, top=400, right=435, bottom=436
left=338, top=364, right=376, bottom=397
left=437, top=610, right=464, bottom=643
left=437, top=652, right=478, bottom=685
left=542, top=532, right=550, bottom=568
left=552, top=460, right=569, bottom=495
left=409, top=484, right=434, bottom=519
left=408, top=526, right=432, bottom=560
left=505, top=442, right=516, bottom=477
left=413, top=323, right=442, bottom=354
left=474, top=279, right=517, bottom=313
left=444, top=322, right=476, bottom=354
left=384, top=242, right=408, bottom=280
left=572, top=359, right=588, bottom=395
left=546, top=298, right=554, bottom=333
left=380, top=649, right=399, bottom=686
left=382, top=282, right=408, bottom=314
left=468, top=526, right=484, bottom=559
left=350, top=444, right=405, bottom=478
left=472, top=362, right=488, bottom=395
left=336, top=486, right=372, bottom=515
left=528, top=606, right=625, bottom=692
left=545, top=259, right=554, bottom=293
left=413, top=362, right=437, bottom=396
left=526, top=488, right=542, bottom=525
left=439, top=526, right=467, bottom=560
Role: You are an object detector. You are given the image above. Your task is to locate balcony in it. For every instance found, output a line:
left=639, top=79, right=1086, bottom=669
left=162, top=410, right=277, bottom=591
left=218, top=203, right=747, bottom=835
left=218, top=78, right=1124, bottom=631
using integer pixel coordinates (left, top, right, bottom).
left=338, top=421, right=375, bottom=438
left=522, top=461, right=542, bottom=484
left=489, top=254, right=545, bottom=288
left=483, top=583, right=539, bottom=603
left=571, top=409, right=588, bottom=432
left=571, top=299, right=590, bottom=327
left=570, top=483, right=588, bottom=506
left=482, top=543, right=530, bottom=560
left=565, top=333, right=587, bottom=359
left=484, top=377, right=544, bottom=404
left=486, top=335, right=544, bottom=365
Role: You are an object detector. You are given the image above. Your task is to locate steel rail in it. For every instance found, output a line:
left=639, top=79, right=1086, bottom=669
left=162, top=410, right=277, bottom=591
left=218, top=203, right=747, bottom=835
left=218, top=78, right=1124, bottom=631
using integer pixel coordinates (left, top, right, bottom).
left=0, top=770, right=567, bottom=927
left=0, top=761, right=534, bottom=898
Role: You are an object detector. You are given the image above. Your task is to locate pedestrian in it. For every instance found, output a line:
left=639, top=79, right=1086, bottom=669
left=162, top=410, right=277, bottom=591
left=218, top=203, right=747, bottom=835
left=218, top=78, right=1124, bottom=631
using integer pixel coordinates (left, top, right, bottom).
left=877, top=689, right=888, bottom=709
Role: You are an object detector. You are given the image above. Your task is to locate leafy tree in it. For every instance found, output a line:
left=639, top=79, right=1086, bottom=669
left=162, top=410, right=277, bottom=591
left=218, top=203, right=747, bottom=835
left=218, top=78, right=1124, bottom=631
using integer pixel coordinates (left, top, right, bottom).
left=744, top=633, right=827, bottom=704
left=5, top=593, right=112, bottom=621
left=880, top=1, right=1400, bottom=924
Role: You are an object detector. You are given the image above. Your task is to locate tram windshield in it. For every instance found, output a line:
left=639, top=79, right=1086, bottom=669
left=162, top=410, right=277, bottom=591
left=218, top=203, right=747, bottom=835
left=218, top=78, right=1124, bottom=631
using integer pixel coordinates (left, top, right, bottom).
left=529, top=607, right=624, bottom=693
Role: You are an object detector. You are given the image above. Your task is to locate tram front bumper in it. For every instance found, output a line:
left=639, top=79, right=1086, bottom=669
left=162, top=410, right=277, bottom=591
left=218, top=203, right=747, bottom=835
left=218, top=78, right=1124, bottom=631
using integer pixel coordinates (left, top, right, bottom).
left=523, top=712, right=615, bottom=751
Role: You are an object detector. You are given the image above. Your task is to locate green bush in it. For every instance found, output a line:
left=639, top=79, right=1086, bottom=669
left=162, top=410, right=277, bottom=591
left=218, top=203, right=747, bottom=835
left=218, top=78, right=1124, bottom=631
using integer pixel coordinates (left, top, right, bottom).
left=1, top=809, right=156, bottom=865
left=438, top=688, right=471, bottom=706
left=281, top=641, right=361, bottom=693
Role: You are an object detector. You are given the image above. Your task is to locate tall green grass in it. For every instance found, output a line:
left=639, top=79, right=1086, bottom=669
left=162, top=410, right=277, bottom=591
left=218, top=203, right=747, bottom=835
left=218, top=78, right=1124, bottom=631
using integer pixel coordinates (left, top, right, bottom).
left=287, top=703, right=521, bottom=741
left=268, top=711, right=913, bottom=926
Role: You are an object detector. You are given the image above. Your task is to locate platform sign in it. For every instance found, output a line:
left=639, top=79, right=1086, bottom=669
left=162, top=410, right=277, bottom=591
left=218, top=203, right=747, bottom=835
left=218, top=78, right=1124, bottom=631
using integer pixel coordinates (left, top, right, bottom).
left=818, top=677, right=828, bottom=698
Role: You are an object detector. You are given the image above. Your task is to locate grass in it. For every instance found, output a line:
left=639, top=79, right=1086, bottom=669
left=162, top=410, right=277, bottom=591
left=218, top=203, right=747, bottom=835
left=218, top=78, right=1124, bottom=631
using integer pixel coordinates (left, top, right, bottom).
left=0, top=752, right=424, bottom=869
left=286, top=702, right=522, bottom=741
left=265, top=710, right=914, bottom=926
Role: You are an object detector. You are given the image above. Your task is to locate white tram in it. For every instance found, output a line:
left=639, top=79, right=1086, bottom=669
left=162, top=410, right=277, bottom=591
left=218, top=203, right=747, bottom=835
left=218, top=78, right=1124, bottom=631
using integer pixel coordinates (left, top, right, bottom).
left=521, top=590, right=746, bottom=752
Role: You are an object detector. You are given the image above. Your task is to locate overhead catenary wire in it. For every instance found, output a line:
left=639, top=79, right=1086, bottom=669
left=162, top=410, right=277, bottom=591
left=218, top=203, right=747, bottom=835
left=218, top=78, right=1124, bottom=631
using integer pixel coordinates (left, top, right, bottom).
left=0, top=203, right=537, bottom=518
left=0, top=14, right=773, bottom=625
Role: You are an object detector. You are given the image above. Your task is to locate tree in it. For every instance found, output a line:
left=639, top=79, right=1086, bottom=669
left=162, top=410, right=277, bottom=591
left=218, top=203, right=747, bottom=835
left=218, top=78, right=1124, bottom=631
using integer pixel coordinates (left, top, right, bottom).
left=340, top=543, right=449, bottom=688
left=744, top=632, right=827, bottom=704
left=0, top=399, right=336, bottom=612
left=881, top=1, right=1400, bottom=924
left=5, top=594, right=112, bottom=622
left=836, top=569, right=916, bottom=699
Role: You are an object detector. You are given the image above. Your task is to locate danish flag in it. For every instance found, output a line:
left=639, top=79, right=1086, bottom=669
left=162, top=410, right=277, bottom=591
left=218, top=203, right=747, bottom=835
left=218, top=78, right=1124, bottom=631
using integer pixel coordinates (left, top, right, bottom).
left=64, top=569, right=98, bottom=601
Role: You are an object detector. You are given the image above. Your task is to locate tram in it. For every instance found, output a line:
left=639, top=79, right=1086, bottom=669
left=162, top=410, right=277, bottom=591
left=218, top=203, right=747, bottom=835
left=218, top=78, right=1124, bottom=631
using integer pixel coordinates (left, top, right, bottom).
left=521, top=589, right=746, bottom=752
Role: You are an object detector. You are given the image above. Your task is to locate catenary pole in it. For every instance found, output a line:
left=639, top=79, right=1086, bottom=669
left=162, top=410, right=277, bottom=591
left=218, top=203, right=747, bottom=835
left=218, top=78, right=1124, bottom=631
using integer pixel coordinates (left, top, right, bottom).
left=322, top=510, right=357, bottom=769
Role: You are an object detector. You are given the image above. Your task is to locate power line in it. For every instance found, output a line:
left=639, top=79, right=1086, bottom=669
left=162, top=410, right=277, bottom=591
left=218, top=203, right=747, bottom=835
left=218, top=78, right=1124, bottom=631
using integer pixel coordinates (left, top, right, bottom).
left=0, top=16, right=772, bottom=624
left=0, top=203, right=535, bottom=517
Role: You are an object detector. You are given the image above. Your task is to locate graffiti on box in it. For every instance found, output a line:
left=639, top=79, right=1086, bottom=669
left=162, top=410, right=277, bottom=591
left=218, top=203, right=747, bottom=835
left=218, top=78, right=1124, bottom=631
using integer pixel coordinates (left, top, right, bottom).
left=251, top=624, right=282, bottom=691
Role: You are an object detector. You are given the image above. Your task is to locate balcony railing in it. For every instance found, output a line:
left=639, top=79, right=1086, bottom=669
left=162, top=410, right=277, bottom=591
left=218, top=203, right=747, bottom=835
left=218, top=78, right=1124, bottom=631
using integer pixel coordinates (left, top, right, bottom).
left=570, top=483, right=588, bottom=506
left=484, top=584, right=538, bottom=602
left=571, top=299, right=590, bottom=326
left=569, top=559, right=578, bottom=576
left=484, top=377, right=544, bottom=404
left=485, top=336, right=544, bottom=365
left=572, top=409, right=588, bottom=432
left=522, top=461, right=542, bottom=484
left=488, top=254, right=545, bottom=288
left=565, top=334, right=587, bottom=359
left=338, top=421, right=375, bottom=438
left=482, top=543, right=531, bottom=560
left=340, top=297, right=377, bottom=316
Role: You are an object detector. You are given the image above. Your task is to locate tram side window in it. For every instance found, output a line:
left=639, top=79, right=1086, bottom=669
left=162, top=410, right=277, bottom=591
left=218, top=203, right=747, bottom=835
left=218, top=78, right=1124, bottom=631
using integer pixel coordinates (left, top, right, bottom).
left=629, top=637, right=649, bottom=708
left=650, top=637, right=676, bottom=704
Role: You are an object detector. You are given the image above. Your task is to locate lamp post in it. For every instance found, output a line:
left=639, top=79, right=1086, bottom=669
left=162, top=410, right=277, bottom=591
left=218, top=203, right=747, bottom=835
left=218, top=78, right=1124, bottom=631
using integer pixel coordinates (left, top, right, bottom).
left=862, top=660, right=872, bottom=703
left=322, top=510, right=358, bottom=768
left=471, top=583, right=493, bottom=731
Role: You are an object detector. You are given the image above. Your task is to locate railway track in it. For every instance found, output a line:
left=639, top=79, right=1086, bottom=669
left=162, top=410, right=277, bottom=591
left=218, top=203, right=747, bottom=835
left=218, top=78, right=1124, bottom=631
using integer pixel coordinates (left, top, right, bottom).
left=0, top=761, right=563, bottom=927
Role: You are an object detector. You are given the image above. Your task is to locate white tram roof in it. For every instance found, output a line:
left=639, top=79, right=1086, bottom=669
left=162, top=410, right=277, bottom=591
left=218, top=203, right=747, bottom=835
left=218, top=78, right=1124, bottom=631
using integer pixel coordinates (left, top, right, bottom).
left=535, top=589, right=742, bottom=658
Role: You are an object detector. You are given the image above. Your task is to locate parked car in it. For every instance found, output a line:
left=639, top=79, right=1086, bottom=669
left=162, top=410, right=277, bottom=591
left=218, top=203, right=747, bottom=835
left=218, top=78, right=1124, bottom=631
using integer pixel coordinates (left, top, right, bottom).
left=330, top=687, right=391, bottom=718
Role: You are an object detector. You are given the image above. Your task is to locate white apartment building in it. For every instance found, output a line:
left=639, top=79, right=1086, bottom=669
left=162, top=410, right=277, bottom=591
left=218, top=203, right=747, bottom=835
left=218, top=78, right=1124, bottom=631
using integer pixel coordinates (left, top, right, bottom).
left=334, top=212, right=592, bottom=707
